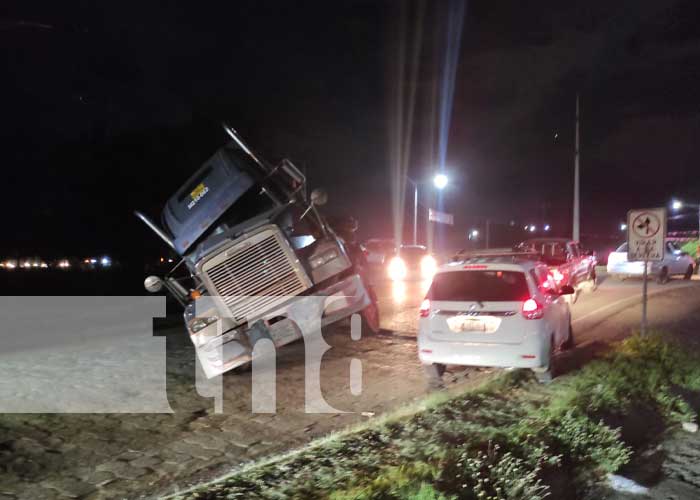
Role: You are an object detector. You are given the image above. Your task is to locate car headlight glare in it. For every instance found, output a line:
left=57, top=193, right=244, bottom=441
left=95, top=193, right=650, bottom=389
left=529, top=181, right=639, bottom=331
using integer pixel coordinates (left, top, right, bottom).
left=388, top=256, right=407, bottom=281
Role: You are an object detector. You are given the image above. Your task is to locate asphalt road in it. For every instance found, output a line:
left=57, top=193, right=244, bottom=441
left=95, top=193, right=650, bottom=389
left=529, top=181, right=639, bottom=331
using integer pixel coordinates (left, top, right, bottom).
left=371, top=267, right=700, bottom=338
left=1, top=269, right=699, bottom=499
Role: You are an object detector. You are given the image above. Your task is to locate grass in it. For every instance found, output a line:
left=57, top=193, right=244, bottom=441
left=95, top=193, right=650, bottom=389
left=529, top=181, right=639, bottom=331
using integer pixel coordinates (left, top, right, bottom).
left=173, top=333, right=700, bottom=500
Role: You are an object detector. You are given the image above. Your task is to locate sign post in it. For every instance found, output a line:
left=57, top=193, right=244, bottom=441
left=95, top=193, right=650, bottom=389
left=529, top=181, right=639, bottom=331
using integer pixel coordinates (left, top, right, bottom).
left=428, top=208, right=454, bottom=226
left=627, top=207, right=667, bottom=336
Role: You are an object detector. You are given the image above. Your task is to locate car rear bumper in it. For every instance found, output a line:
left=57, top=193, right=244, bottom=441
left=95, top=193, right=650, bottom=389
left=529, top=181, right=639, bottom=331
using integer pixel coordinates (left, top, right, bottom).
left=418, top=333, right=549, bottom=369
left=607, top=261, right=652, bottom=276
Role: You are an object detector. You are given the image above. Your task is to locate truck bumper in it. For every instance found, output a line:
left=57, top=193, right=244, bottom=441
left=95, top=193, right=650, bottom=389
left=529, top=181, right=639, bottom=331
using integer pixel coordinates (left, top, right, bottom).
left=192, top=272, right=372, bottom=378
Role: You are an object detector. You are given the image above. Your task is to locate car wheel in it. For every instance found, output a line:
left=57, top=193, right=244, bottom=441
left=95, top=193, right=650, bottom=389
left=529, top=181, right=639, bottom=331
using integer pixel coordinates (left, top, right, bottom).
left=423, top=363, right=446, bottom=390
left=533, top=337, right=555, bottom=384
left=561, top=321, right=575, bottom=351
left=589, top=268, right=598, bottom=291
left=656, top=267, right=669, bottom=285
left=684, top=265, right=694, bottom=280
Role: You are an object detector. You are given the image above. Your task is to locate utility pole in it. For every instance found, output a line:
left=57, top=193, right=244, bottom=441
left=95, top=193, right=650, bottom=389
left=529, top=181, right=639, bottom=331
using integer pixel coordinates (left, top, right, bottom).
left=573, top=93, right=580, bottom=241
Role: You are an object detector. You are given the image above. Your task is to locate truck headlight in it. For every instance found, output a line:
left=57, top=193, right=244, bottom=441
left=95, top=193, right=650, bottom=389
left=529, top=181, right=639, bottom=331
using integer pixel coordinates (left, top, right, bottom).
left=309, top=248, right=340, bottom=269
left=189, top=316, right=219, bottom=333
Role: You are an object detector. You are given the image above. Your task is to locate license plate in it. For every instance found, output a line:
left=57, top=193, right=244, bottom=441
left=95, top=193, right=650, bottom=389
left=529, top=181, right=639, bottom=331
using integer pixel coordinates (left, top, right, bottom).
left=447, top=315, right=501, bottom=333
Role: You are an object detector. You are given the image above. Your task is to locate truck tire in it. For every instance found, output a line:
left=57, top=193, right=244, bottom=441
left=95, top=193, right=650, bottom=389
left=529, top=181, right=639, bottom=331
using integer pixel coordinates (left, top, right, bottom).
left=360, top=300, right=380, bottom=335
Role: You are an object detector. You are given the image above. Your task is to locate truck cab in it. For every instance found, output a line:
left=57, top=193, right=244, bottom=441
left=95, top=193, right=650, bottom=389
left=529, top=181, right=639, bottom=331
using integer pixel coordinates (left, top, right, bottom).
left=136, top=125, right=378, bottom=377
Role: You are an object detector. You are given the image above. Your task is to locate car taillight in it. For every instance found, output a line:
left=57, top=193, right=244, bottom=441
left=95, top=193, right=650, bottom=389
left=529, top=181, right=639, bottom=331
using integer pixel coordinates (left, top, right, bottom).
left=522, top=298, right=543, bottom=320
left=551, top=268, right=564, bottom=284
left=419, top=298, right=431, bottom=317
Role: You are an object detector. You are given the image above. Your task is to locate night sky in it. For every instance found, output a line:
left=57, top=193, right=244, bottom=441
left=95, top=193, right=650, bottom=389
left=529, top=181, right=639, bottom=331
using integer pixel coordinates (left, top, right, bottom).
left=4, top=0, right=700, bottom=260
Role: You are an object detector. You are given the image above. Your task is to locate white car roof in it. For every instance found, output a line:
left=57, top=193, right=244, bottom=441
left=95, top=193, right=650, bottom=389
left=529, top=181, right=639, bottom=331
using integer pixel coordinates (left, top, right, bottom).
left=437, top=257, right=542, bottom=275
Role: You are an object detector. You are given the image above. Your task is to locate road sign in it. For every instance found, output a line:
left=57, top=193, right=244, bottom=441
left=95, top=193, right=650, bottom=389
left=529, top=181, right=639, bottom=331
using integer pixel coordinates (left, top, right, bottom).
left=428, top=208, right=453, bottom=225
left=627, top=207, right=666, bottom=262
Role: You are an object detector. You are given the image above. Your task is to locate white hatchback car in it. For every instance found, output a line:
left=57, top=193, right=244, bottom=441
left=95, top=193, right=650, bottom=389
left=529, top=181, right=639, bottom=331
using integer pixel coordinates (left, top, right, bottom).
left=418, top=255, right=574, bottom=385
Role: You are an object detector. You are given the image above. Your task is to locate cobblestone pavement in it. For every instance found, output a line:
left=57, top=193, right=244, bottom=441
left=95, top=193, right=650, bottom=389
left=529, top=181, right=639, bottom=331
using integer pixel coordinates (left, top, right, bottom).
left=0, top=317, right=486, bottom=500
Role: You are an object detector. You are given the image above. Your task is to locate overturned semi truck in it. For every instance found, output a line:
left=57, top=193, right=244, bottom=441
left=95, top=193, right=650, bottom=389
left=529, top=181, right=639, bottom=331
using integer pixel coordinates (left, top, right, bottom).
left=136, top=124, right=379, bottom=377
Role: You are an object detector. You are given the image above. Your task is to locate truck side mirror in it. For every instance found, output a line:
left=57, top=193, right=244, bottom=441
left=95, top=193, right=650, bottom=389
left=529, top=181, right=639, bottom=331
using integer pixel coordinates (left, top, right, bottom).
left=144, top=276, right=164, bottom=293
left=310, top=188, right=328, bottom=206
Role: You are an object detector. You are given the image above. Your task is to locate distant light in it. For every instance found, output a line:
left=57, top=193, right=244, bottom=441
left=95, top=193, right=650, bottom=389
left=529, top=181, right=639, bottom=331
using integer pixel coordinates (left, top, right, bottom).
left=620, top=223, right=627, bottom=231
left=89, top=258, right=97, bottom=264
left=529, top=225, right=536, bottom=232
left=32, top=262, right=39, bottom=268
left=523, top=225, right=529, bottom=231
left=100, top=256, right=111, bottom=267
left=167, top=258, right=174, bottom=263
left=433, top=173, right=448, bottom=190
left=469, top=229, right=479, bottom=239
left=160, top=257, right=165, bottom=263
left=672, top=200, right=683, bottom=211
left=40, top=263, right=48, bottom=268
left=544, top=224, right=550, bottom=231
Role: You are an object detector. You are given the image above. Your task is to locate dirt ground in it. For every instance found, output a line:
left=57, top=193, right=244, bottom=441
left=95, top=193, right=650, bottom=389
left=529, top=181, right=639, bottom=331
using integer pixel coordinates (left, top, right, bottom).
left=2, top=276, right=700, bottom=499
left=0, top=322, right=493, bottom=500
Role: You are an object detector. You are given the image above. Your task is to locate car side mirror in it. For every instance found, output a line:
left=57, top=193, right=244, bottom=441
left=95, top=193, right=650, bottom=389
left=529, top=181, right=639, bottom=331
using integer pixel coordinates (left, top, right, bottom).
left=559, top=284, right=575, bottom=295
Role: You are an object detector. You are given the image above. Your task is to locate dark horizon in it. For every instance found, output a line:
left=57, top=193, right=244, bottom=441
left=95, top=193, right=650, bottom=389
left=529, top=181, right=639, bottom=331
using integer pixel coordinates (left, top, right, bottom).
left=4, top=0, right=700, bottom=259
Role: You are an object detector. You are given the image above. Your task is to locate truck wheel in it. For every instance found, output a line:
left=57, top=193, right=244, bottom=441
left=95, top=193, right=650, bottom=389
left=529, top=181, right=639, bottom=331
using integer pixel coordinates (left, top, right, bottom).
left=657, top=267, right=669, bottom=284
left=684, top=265, right=694, bottom=280
left=423, top=363, right=446, bottom=390
left=360, top=301, right=380, bottom=335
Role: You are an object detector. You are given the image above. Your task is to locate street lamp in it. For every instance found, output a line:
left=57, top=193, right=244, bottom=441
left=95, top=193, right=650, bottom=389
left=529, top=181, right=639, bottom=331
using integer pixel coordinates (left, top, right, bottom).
left=433, top=173, right=449, bottom=190
left=671, top=199, right=700, bottom=243
left=407, top=173, right=449, bottom=245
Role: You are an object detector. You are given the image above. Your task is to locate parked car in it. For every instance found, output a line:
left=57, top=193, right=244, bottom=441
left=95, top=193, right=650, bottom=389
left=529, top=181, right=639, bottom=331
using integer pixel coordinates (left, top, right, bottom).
left=418, top=254, right=575, bottom=385
left=387, top=245, right=437, bottom=281
left=363, top=239, right=396, bottom=265
left=607, top=240, right=695, bottom=283
left=514, top=238, right=597, bottom=301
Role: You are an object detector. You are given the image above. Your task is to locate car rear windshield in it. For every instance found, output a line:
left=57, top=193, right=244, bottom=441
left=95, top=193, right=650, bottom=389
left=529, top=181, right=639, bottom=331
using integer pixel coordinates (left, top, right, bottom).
left=429, top=270, right=530, bottom=302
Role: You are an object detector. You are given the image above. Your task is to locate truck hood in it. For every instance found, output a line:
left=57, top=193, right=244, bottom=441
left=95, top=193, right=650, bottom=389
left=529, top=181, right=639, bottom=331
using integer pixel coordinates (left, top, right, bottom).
left=163, top=146, right=256, bottom=255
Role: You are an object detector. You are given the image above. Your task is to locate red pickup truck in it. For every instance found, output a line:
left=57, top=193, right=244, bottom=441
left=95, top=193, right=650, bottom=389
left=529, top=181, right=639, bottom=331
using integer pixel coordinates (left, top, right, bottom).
left=515, top=238, right=598, bottom=301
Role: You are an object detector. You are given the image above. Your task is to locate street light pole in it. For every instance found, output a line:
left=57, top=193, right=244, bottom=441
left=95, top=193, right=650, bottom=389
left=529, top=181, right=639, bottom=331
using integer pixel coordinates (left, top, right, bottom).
left=413, top=182, right=418, bottom=245
left=573, top=93, right=581, bottom=241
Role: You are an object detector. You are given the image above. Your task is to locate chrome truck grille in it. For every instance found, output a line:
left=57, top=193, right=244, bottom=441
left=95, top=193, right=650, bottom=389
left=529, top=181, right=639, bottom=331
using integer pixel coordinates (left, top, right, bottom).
left=199, top=226, right=312, bottom=324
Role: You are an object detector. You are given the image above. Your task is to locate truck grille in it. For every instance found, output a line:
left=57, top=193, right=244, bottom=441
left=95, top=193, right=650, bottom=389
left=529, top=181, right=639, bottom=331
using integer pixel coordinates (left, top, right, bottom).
left=200, top=226, right=312, bottom=323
